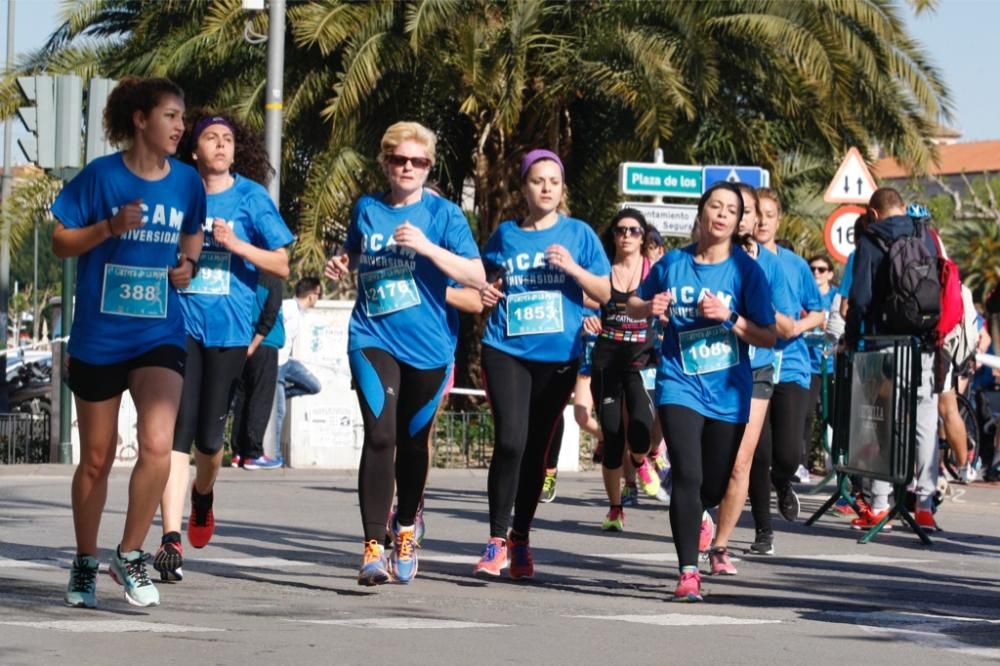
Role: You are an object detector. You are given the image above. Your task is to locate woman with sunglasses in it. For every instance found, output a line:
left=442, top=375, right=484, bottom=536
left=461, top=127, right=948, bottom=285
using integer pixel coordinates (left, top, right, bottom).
left=747, top=188, right=826, bottom=556
left=474, top=149, right=611, bottom=579
left=152, top=110, right=293, bottom=583
left=589, top=209, right=660, bottom=531
left=325, top=122, right=484, bottom=586
left=705, top=183, right=796, bottom=575
left=801, top=255, right=838, bottom=479
left=628, top=182, right=777, bottom=601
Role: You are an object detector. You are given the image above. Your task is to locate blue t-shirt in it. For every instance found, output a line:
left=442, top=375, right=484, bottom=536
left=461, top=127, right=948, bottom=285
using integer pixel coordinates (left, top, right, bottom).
left=748, top=243, right=797, bottom=372
left=771, top=246, right=823, bottom=389
left=345, top=192, right=480, bottom=369
left=807, top=287, right=838, bottom=375
left=481, top=216, right=611, bottom=363
left=839, top=252, right=855, bottom=298
left=179, top=175, right=294, bottom=347
left=637, top=244, right=775, bottom=423
left=51, top=153, right=205, bottom=364
left=446, top=280, right=462, bottom=348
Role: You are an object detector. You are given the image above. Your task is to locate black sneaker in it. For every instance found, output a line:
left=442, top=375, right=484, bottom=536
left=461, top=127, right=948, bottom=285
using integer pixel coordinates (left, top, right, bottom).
left=776, top=483, right=800, bottom=522
left=153, top=531, right=184, bottom=582
left=748, top=529, right=774, bottom=555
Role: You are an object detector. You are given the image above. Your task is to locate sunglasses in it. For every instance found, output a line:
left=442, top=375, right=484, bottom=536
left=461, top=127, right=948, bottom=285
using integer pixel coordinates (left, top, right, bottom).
left=614, top=226, right=644, bottom=238
left=386, top=154, right=432, bottom=169
left=810, top=265, right=830, bottom=274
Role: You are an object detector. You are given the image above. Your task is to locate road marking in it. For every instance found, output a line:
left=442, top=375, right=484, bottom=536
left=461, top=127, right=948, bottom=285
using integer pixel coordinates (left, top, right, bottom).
left=195, top=557, right=315, bottom=569
left=823, top=611, right=1000, bottom=659
left=0, top=557, right=60, bottom=569
left=791, top=554, right=933, bottom=565
left=301, top=618, right=508, bottom=629
left=419, top=554, right=479, bottom=564
left=0, top=620, right=222, bottom=633
left=594, top=552, right=680, bottom=562
left=574, top=614, right=780, bottom=626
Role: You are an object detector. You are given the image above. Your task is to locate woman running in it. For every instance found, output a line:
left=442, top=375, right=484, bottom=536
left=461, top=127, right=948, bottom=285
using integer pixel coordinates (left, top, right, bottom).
left=706, top=184, right=795, bottom=575
left=590, top=209, right=659, bottom=531
left=153, top=111, right=293, bottom=581
left=474, top=149, right=611, bottom=579
left=54, top=77, right=205, bottom=608
left=802, top=254, right=838, bottom=478
left=747, top=188, right=825, bottom=555
left=325, top=121, right=484, bottom=585
left=628, top=182, right=776, bottom=601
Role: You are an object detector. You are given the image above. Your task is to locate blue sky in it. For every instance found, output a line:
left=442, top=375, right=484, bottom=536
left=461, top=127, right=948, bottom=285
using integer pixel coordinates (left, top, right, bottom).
left=2, top=0, right=998, bottom=160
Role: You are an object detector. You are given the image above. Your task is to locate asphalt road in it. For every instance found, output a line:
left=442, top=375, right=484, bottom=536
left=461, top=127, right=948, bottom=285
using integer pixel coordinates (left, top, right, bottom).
left=2, top=466, right=999, bottom=665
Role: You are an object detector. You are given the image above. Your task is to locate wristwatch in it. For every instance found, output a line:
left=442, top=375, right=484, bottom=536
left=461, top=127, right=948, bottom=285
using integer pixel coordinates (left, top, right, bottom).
left=723, top=310, right=739, bottom=330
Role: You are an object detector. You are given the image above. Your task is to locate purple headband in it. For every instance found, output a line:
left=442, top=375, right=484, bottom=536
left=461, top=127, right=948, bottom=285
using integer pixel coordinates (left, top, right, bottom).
left=192, top=115, right=236, bottom=143
left=520, top=149, right=564, bottom=181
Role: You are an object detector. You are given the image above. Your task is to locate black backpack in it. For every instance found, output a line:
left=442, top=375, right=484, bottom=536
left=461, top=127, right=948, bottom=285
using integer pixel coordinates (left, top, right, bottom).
left=869, top=222, right=941, bottom=336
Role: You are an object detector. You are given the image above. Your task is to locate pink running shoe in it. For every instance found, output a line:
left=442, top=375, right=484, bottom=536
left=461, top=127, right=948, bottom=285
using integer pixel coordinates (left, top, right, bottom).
left=698, top=512, right=715, bottom=552
left=672, top=569, right=703, bottom=602
left=634, top=458, right=662, bottom=497
left=709, top=547, right=737, bottom=575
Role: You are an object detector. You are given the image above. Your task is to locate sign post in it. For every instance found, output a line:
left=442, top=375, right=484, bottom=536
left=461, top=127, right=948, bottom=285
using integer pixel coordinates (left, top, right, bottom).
left=824, top=205, right=866, bottom=264
left=619, top=162, right=703, bottom=198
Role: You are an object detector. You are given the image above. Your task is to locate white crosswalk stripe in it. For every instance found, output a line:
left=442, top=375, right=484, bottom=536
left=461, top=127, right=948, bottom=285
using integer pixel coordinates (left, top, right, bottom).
left=0, top=620, right=222, bottom=633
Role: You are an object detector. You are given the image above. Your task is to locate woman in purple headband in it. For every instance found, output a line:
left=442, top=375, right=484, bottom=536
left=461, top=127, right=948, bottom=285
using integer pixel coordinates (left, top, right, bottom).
left=474, top=149, right=611, bottom=580
left=152, top=109, right=294, bottom=584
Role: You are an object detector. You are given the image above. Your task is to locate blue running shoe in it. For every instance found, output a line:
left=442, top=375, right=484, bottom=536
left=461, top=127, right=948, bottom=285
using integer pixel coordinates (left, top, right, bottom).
left=388, top=503, right=426, bottom=548
left=391, top=528, right=419, bottom=583
left=621, top=484, right=639, bottom=507
left=65, top=554, right=99, bottom=608
left=358, top=540, right=391, bottom=586
left=108, top=547, right=159, bottom=607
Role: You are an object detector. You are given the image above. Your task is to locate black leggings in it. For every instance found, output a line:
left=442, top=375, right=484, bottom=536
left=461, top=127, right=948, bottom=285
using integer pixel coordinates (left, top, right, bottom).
left=660, top=404, right=744, bottom=569
left=591, top=366, right=655, bottom=470
left=350, top=347, right=449, bottom=541
left=749, top=381, right=810, bottom=531
left=545, top=415, right=564, bottom=470
left=481, top=346, right=577, bottom=538
left=231, top=345, right=279, bottom=460
left=173, top=337, right=246, bottom=455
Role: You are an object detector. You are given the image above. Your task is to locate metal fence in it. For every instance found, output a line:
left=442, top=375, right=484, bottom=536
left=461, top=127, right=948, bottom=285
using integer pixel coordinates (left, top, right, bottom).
left=0, top=413, right=52, bottom=464
left=432, top=409, right=494, bottom=468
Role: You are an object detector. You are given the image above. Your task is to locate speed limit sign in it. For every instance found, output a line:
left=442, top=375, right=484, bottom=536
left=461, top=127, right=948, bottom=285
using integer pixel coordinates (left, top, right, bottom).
left=824, top=205, right=866, bottom=264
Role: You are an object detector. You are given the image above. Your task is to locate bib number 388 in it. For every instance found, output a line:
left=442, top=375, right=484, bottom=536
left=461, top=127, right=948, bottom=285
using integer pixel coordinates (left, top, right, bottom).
left=100, top=264, right=169, bottom=319
left=679, top=324, right=739, bottom=375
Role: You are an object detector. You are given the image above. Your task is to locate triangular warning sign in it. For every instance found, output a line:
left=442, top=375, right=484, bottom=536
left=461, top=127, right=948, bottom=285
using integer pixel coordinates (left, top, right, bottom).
left=823, top=147, right=878, bottom=204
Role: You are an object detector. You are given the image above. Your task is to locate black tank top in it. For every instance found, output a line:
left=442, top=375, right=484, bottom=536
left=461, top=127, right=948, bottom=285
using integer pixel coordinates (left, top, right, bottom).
left=590, top=259, right=655, bottom=370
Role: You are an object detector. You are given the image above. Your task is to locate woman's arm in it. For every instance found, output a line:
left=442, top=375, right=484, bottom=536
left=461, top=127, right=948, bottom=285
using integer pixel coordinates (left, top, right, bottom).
left=211, top=220, right=290, bottom=278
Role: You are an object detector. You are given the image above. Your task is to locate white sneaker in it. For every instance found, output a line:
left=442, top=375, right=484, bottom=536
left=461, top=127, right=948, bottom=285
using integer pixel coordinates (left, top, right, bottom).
left=795, top=464, right=812, bottom=483
left=957, top=464, right=978, bottom=484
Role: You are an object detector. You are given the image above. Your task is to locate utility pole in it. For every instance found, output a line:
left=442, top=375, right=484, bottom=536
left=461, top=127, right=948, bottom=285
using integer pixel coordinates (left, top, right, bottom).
left=0, top=0, right=16, bottom=413
left=264, top=0, right=285, bottom=206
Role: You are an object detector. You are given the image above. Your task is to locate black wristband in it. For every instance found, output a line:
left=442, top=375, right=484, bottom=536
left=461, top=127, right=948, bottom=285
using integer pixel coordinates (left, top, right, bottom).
left=185, top=256, right=199, bottom=277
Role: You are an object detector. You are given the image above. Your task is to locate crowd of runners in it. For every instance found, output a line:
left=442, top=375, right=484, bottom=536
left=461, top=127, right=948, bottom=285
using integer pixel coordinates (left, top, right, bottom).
left=57, top=77, right=992, bottom=610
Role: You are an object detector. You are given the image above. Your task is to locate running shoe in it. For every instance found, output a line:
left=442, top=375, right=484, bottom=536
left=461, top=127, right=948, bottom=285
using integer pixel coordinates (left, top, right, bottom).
left=957, top=464, right=978, bottom=484
left=651, top=452, right=670, bottom=481
left=540, top=471, right=558, bottom=503
left=914, top=509, right=941, bottom=532
left=388, top=503, right=427, bottom=548
left=65, top=554, right=99, bottom=608
left=602, top=506, right=625, bottom=532
left=188, top=483, right=215, bottom=548
left=620, top=484, right=639, bottom=507
left=507, top=531, right=534, bottom=580
left=748, top=529, right=775, bottom=555
left=358, top=539, right=391, bottom=586
left=698, top=512, right=715, bottom=553
left=832, top=497, right=855, bottom=516
left=850, top=507, right=892, bottom=531
left=672, top=569, right=703, bottom=602
left=390, top=527, right=419, bottom=583
left=634, top=458, right=662, bottom=497
left=153, top=531, right=184, bottom=582
left=108, top=547, right=159, bottom=607
left=795, top=464, right=812, bottom=483
left=229, top=454, right=241, bottom=468
left=473, top=537, right=508, bottom=578
left=242, top=455, right=282, bottom=470
left=775, top=482, right=800, bottom=522
left=709, top=547, right=737, bottom=576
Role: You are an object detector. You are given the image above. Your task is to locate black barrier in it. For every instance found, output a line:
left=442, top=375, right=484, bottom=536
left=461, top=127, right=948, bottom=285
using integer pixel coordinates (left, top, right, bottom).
left=805, top=336, right=930, bottom=545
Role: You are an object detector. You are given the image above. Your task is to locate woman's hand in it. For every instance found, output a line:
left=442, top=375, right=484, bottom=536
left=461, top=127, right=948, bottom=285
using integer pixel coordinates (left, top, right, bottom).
left=479, top=282, right=504, bottom=308
left=325, top=254, right=351, bottom=281
left=583, top=315, right=602, bottom=336
left=650, top=291, right=673, bottom=323
left=168, top=253, right=194, bottom=289
left=698, top=292, right=730, bottom=323
left=211, top=218, right=238, bottom=251
left=545, top=243, right=580, bottom=278
left=393, top=221, right=433, bottom=256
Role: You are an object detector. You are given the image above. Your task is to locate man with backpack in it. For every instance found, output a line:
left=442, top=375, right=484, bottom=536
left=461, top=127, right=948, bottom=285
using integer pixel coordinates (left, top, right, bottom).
left=844, top=187, right=946, bottom=532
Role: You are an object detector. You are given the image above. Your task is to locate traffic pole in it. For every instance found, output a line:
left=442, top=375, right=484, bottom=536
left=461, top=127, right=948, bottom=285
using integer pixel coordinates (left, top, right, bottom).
left=264, top=0, right=284, bottom=206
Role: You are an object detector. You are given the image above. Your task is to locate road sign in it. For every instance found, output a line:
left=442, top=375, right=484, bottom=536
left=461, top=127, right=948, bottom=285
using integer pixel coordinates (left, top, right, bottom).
left=824, top=205, right=866, bottom=263
left=702, top=166, right=770, bottom=190
left=619, top=162, right=702, bottom=198
left=823, top=147, right=877, bottom=204
left=621, top=202, right=698, bottom=238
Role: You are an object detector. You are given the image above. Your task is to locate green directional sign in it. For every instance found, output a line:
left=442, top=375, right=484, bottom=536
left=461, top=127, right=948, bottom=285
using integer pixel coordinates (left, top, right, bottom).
left=619, top=162, right=703, bottom=198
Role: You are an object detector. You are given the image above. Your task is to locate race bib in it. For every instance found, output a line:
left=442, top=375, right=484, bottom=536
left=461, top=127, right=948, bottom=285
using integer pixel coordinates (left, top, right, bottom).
left=506, top=291, right=564, bottom=336
left=361, top=265, right=421, bottom=317
left=641, top=367, right=657, bottom=391
left=679, top=325, right=739, bottom=376
left=100, top=264, right=168, bottom=319
left=179, top=251, right=231, bottom=295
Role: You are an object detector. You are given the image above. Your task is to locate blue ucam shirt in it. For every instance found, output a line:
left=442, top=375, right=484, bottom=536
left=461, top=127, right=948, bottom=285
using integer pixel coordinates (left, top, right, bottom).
left=770, top=246, right=823, bottom=389
left=345, top=192, right=480, bottom=369
left=748, top=243, right=797, bottom=372
left=807, top=287, right=838, bottom=374
left=481, top=216, right=610, bottom=363
left=638, top=244, right=775, bottom=423
left=51, top=153, right=206, bottom=364
left=179, top=175, right=294, bottom=348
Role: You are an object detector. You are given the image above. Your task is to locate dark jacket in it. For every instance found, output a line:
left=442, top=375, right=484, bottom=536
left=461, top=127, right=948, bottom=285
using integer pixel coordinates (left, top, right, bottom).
left=845, top=214, right=940, bottom=348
